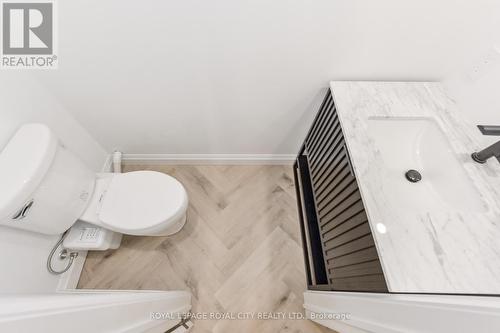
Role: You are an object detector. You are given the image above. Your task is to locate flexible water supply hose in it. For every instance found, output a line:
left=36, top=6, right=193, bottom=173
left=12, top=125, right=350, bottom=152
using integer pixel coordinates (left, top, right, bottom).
left=47, top=231, right=79, bottom=275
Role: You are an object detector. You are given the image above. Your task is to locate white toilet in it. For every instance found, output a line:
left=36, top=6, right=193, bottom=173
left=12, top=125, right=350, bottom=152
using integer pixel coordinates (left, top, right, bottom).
left=0, top=123, right=188, bottom=242
left=80, top=171, right=188, bottom=236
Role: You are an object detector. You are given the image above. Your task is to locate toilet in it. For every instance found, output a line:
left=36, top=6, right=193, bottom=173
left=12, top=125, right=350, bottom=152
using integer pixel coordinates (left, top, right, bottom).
left=80, top=171, right=188, bottom=236
left=0, top=123, right=188, bottom=241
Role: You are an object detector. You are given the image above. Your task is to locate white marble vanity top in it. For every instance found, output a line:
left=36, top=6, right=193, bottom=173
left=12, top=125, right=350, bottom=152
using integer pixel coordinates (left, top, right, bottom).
left=330, top=81, right=500, bottom=294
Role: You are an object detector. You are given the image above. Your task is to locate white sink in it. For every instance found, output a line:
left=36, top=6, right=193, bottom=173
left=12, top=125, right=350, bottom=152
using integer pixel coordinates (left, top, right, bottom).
left=368, top=117, right=487, bottom=213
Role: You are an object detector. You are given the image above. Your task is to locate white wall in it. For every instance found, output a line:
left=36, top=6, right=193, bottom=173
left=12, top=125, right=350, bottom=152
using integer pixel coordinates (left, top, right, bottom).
left=445, top=65, right=500, bottom=126
left=0, top=73, right=108, bottom=293
left=440, top=0, right=500, bottom=147
left=31, top=0, right=500, bottom=156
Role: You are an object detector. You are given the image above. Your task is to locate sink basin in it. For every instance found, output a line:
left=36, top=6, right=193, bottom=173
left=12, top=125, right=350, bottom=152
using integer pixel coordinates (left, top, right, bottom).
left=368, top=117, right=487, bottom=213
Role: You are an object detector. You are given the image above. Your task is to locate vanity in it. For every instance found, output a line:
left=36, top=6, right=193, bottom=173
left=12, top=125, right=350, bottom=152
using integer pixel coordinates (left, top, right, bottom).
left=294, top=81, right=500, bottom=294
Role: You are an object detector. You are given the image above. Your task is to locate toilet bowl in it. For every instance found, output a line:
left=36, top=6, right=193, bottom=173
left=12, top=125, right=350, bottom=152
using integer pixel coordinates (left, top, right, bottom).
left=80, top=171, right=188, bottom=236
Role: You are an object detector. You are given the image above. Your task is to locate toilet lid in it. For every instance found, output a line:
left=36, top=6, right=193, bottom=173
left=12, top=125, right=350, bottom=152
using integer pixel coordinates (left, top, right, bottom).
left=99, top=171, right=187, bottom=231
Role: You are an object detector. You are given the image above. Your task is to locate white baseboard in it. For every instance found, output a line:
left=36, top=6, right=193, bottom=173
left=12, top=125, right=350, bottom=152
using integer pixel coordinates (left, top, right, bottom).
left=121, top=154, right=296, bottom=165
left=56, top=250, right=88, bottom=291
left=304, top=291, right=500, bottom=333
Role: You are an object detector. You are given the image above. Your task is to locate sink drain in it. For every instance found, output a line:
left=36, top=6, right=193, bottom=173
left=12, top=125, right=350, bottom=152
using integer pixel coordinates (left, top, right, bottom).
left=405, top=169, right=422, bottom=183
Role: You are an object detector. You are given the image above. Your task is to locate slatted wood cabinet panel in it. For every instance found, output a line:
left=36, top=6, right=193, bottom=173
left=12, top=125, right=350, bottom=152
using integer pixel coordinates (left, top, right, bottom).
left=293, top=90, right=388, bottom=292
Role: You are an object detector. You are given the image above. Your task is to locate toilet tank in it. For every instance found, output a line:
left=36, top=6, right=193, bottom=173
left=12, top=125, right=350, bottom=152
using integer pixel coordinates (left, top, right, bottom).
left=0, top=124, right=96, bottom=235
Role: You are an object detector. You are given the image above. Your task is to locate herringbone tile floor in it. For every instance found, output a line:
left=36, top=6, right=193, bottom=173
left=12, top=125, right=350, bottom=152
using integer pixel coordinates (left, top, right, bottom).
left=78, top=165, right=335, bottom=333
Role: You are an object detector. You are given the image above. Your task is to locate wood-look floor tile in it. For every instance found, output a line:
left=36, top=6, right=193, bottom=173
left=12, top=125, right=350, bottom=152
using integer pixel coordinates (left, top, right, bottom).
left=78, top=165, right=336, bottom=333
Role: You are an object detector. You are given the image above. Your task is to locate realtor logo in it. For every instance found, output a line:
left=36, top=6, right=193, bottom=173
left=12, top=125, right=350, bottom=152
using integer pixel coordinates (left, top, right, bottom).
left=1, top=1, right=57, bottom=68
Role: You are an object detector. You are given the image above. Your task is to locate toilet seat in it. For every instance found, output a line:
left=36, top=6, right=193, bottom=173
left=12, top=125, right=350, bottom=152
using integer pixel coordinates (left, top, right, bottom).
left=98, top=171, right=188, bottom=234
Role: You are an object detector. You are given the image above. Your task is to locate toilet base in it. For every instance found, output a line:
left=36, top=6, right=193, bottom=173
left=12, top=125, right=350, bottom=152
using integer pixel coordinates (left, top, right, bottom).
left=63, top=221, right=123, bottom=251
left=66, top=213, right=187, bottom=251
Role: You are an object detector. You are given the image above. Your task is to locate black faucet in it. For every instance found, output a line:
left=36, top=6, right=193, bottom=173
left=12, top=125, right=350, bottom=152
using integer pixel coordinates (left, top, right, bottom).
left=471, top=125, right=500, bottom=163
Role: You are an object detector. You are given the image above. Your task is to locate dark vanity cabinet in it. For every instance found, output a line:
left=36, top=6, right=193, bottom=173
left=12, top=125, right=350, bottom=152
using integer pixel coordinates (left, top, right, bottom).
left=293, top=90, right=388, bottom=292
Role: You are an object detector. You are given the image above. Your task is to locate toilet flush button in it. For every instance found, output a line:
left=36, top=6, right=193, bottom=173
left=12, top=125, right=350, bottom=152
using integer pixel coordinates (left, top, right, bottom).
left=12, top=200, right=34, bottom=220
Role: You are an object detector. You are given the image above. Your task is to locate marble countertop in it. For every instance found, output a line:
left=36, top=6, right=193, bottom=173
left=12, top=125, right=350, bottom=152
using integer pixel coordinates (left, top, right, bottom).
left=330, top=81, right=500, bottom=294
